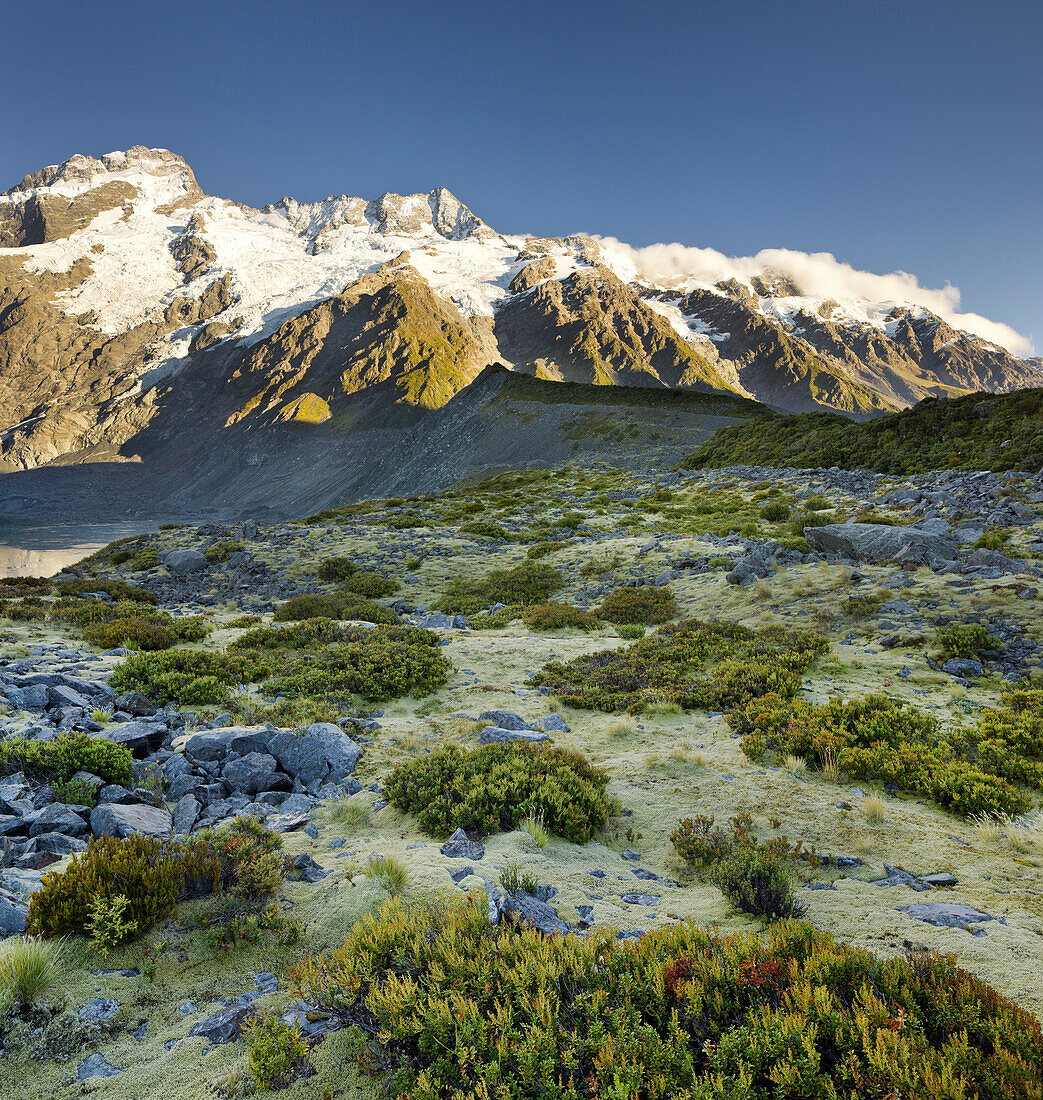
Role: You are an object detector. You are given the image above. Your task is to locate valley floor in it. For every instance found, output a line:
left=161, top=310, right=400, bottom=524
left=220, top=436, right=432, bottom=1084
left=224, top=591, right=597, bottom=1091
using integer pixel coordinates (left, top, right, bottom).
left=1, top=460, right=1042, bottom=1097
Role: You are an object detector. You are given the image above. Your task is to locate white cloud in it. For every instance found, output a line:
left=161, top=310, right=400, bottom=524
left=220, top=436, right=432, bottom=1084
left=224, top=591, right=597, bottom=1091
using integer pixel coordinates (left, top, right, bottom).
left=594, top=239, right=1034, bottom=357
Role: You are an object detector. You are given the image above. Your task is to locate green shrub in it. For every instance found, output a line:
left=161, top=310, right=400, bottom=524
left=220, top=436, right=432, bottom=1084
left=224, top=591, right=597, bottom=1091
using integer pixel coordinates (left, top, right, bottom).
left=730, top=693, right=1034, bottom=817
left=129, top=547, right=160, bottom=571
left=316, top=556, right=358, bottom=582
left=27, top=834, right=222, bottom=937
left=386, top=742, right=612, bottom=842
left=672, top=812, right=804, bottom=921
left=533, top=620, right=827, bottom=714
left=204, top=539, right=243, bottom=564
left=293, top=895, right=1043, bottom=1100
left=789, top=509, right=837, bottom=534
left=526, top=540, right=567, bottom=559
left=84, top=615, right=176, bottom=650
left=338, top=571, right=397, bottom=598
left=109, top=648, right=258, bottom=705
left=758, top=501, right=790, bottom=522
left=616, top=623, right=646, bottom=640
left=436, top=562, right=562, bottom=615
left=87, top=893, right=139, bottom=951
left=0, top=598, right=47, bottom=622
left=29, top=817, right=283, bottom=943
left=0, top=733, right=133, bottom=786
left=840, top=590, right=887, bottom=617
left=243, top=1012, right=309, bottom=1089
left=273, top=590, right=400, bottom=624
left=683, top=388, right=1043, bottom=475
left=520, top=602, right=602, bottom=631
left=55, top=578, right=157, bottom=603
left=52, top=777, right=98, bottom=807
left=974, top=528, right=1012, bottom=550
left=460, top=520, right=511, bottom=540
left=262, top=625, right=451, bottom=703
left=597, top=585, right=678, bottom=625
left=936, top=622, right=1000, bottom=658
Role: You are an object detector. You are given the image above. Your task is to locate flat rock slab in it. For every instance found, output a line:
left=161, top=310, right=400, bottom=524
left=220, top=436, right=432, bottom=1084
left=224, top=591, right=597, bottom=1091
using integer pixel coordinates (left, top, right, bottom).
left=90, top=802, right=172, bottom=839
left=188, top=1003, right=255, bottom=1043
left=898, top=902, right=993, bottom=928
left=477, top=726, right=550, bottom=745
left=78, top=997, right=120, bottom=1023
left=805, top=523, right=955, bottom=566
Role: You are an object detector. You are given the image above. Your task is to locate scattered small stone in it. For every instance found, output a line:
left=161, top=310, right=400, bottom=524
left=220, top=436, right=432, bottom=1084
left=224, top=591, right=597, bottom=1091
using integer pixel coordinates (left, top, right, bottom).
left=440, top=827, right=484, bottom=860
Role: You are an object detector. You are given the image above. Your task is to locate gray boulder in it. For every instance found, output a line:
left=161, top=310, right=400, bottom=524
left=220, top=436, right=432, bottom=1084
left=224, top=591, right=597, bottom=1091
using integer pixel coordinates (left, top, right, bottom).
left=103, top=720, right=169, bottom=755
left=478, top=711, right=533, bottom=730
left=28, top=802, right=90, bottom=837
left=222, top=752, right=280, bottom=795
left=172, top=793, right=201, bottom=834
left=0, top=888, right=27, bottom=934
left=502, top=892, right=570, bottom=935
left=942, top=657, right=985, bottom=677
left=188, top=1003, right=255, bottom=1043
left=90, top=802, right=172, bottom=839
left=77, top=1054, right=121, bottom=1080
left=268, top=723, right=361, bottom=789
left=78, top=998, right=120, bottom=1023
left=536, top=713, right=570, bottom=733
left=440, top=827, right=484, bottom=860
left=159, top=548, right=208, bottom=575
left=805, top=523, right=955, bottom=566
left=898, top=902, right=993, bottom=928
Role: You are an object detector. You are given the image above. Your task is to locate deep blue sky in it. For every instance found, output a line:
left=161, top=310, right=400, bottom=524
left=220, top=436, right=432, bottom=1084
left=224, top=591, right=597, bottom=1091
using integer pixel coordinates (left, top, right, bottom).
left=3, top=1, right=1040, bottom=348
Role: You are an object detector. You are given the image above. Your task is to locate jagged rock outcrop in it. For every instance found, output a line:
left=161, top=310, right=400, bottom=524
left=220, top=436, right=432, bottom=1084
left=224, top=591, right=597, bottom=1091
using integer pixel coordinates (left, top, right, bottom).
left=496, top=266, right=740, bottom=395
left=224, top=263, right=495, bottom=425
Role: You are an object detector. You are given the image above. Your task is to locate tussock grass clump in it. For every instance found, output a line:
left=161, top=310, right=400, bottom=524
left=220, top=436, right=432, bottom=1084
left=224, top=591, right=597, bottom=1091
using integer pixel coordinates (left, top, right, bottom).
left=321, top=797, right=370, bottom=830
left=730, top=691, right=1043, bottom=817
left=596, top=585, right=679, bottom=625
left=293, top=894, right=1043, bottom=1099
left=365, top=854, right=409, bottom=896
left=532, top=620, right=827, bottom=714
left=436, top=561, right=562, bottom=616
left=386, top=742, right=612, bottom=842
left=0, top=938, right=62, bottom=1007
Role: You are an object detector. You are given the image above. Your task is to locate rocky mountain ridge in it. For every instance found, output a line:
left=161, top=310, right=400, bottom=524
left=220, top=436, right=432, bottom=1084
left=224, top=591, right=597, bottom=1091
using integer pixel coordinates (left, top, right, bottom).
left=0, top=146, right=1040, bottom=476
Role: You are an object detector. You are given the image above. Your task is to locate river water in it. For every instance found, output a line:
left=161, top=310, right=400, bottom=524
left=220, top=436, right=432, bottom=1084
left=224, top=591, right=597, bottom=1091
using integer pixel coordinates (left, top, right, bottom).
left=0, top=523, right=157, bottom=578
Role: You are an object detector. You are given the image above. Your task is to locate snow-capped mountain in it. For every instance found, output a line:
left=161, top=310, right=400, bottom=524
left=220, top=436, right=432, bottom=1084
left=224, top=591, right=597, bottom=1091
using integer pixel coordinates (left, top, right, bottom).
left=0, top=146, right=1039, bottom=472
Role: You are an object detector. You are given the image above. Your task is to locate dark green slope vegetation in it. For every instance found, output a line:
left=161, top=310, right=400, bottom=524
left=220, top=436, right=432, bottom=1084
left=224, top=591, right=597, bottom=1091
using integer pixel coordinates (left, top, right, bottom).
left=684, top=388, right=1043, bottom=474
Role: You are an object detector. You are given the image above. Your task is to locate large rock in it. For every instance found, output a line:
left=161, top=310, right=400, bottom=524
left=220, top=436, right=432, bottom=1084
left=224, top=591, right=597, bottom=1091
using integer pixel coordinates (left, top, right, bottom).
left=804, top=523, right=955, bottom=567
left=183, top=727, right=272, bottom=764
left=188, top=1003, right=255, bottom=1043
left=90, top=802, right=172, bottom=839
left=502, top=892, right=570, bottom=935
left=897, top=901, right=993, bottom=928
left=0, top=888, right=28, bottom=934
left=28, top=802, right=90, bottom=837
left=172, top=793, right=201, bottom=834
left=478, top=710, right=533, bottom=730
left=103, top=720, right=169, bottom=755
left=268, top=723, right=361, bottom=789
left=223, top=752, right=280, bottom=795
left=440, top=827, right=484, bottom=860
left=159, top=548, right=208, bottom=575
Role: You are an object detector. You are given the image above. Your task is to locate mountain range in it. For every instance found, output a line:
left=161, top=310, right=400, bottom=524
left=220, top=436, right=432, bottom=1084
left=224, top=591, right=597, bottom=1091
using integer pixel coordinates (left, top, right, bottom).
left=0, top=146, right=1040, bottom=509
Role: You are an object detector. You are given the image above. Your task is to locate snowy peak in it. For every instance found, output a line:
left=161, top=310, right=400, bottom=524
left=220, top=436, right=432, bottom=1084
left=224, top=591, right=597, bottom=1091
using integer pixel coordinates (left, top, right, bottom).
left=4, top=146, right=200, bottom=203
left=267, top=185, right=489, bottom=246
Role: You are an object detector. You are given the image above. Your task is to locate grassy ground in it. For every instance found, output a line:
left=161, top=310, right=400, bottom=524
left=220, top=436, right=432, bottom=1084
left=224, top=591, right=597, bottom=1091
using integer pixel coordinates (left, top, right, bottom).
left=1, top=465, right=1042, bottom=1097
